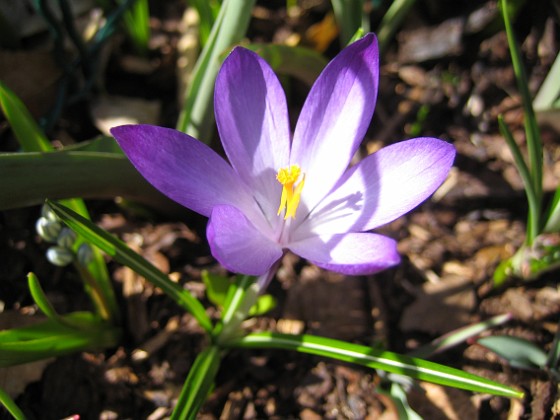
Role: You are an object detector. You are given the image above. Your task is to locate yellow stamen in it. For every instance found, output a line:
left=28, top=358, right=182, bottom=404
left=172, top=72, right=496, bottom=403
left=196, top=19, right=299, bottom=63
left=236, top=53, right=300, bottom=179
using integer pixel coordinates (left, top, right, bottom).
left=276, top=164, right=306, bottom=220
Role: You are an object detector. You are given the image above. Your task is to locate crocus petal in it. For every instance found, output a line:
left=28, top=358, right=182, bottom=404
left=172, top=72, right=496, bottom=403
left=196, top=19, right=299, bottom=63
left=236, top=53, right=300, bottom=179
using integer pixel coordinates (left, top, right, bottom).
left=289, top=232, right=400, bottom=275
left=207, top=205, right=283, bottom=276
left=290, top=33, right=379, bottom=215
left=296, top=138, right=455, bottom=238
left=111, top=125, right=258, bottom=220
left=215, top=47, right=291, bottom=228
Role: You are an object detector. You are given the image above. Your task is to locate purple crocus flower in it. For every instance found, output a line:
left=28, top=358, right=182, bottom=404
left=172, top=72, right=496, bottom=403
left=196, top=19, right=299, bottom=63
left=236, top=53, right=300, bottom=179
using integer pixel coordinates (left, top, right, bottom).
left=111, top=33, right=455, bottom=280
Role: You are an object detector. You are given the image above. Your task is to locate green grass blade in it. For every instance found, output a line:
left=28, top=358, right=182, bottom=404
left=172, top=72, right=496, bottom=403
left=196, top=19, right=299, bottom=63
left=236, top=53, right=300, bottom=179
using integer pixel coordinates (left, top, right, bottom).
left=0, top=81, right=51, bottom=152
left=409, top=313, right=512, bottom=358
left=171, top=345, right=221, bottom=420
left=0, top=312, right=120, bottom=367
left=0, top=331, right=118, bottom=367
left=122, top=0, right=150, bottom=54
left=0, top=387, right=26, bottom=420
left=501, top=0, right=543, bottom=222
left=191, top=0, right=220, bottom=46
left=228, top=332, right=524, bottom=398
left=330, top=0, right=364, bottom=45
left=498, top=116, right=540, bottom=242
left=377, top=0, right=417, bottom=54
left=176, top=0, right=256, bottom=143
left=27, top=273, right=67, bottom=324
left=47, top=200, right=213, bottom=333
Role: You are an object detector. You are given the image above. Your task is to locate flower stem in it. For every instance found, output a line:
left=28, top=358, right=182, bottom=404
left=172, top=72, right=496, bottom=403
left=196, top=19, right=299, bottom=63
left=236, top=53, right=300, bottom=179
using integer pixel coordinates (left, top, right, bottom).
left=213, top=275, right=259, bottom=344
left=74, top=261, right=113, bottom=322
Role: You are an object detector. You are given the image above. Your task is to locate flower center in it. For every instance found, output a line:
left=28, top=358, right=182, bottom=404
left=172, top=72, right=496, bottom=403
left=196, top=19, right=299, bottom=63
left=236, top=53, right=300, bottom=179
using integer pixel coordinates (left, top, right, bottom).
left=276, top=164, right=306, bottom=220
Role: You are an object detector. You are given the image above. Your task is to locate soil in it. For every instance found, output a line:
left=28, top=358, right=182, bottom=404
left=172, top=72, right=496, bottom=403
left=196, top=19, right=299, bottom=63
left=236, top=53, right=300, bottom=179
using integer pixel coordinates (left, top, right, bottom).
left=1, top=0, right=560, bottom=419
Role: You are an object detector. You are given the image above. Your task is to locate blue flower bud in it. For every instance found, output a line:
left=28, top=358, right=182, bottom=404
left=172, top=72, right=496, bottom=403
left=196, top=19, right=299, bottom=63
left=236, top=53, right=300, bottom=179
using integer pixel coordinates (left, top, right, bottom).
left=57, top=227, right=77, bottom=249
left=46, top=246, right=74, bottom=267
left=36, top=217, right=62, bottom=243
left=41, top=203, right=58, bottom=221
left=77, top=243, right=94, bottom=265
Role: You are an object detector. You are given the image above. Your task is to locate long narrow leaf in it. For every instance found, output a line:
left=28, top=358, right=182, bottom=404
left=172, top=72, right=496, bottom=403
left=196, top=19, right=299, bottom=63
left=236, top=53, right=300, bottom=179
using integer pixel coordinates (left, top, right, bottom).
left=0, top=81, right=51, bottom=152
left=0, top=312, right=120, bottom=367
left=330, top=0, right=364, bottom=45
left=544, top=185, right=560, bottom=232
left=171, top=346, right=221, bottom=420
left=0, top=151, right=172, bottom=211
left=191, top=0, right=220, bottom=45
left=501, top=0, right=543, bottom=226
left=409, top=313, right=512, bottom=358
left=533, top=52, right=560, bottom=111
left=228, top=332, right=524, bottom=398
left=47, top=200, right=213, bottom=333
left=377, top=0, right=417, bottom=54
left=477, top=336, right=548, bottom=370
left=176, top=0, right=256, bottom=143
left=27, top=273, right=68, bottom=325
left=498, top=116, right=540, bottom=241
left=122, top=0, right=150, bottom=54
left=0, top=388, right=26, bottom=420
left=214, top=276, right=258, bottom=343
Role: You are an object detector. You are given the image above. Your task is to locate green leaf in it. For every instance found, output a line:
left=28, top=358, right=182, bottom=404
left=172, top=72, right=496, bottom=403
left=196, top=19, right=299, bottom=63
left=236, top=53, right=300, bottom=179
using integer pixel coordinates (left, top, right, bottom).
left=410, top=313, right=512, bottom=358
left=245, top=43, right=328, bottom=86
left=0, top=80, right=51, bottom=152
left=27, top=273, right=68, bottom=325
left=533, top=52, right=560, bottom=111
left=176, top=0, right=256, bottom=143
left=330, top=0, right=365, bottom=45
left=501, top=0, right=543, bottom=237
left=0, top=151, right=169, bottom=211
left=378, top=383, right=422, bottom=420
left=201, top=271, right=275, bottom=317
left=377, top=0, right=417, bottom=54
left=228, top=332, right=524, bottom=398
left=201, top=270, right=230, bottom=307
left=249, top=294, right=276, bottom=317
left=477, top=335, right=548, bottom=370
left=498, top=116, right=540, bottom=243
left=493, top=258, right=513, bottom=286
left=121, top=0, right=150, bottom=54
left=214, top=276, right=258, bottom=343
left=0, top=387, right=26, bottom=420
left=544, top=185, right=560, bottom=232
left=0, top=312, right=120, bottom=367
left=191, top=0, right=220, bottom=45
left=171, top=345, right=221, bottom=420
left=47, top=200, right=213, bottom=333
